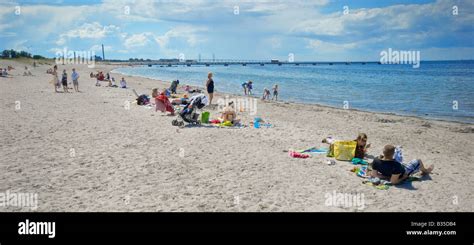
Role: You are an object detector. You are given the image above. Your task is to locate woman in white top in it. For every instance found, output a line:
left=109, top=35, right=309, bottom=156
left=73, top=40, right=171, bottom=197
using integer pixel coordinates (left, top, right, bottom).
left=51, top=65, right=60, bottom=93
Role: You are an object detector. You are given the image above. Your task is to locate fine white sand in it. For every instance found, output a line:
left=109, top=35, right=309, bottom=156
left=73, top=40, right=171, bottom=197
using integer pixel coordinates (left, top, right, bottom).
left=0, top=60, right=473, bottom=212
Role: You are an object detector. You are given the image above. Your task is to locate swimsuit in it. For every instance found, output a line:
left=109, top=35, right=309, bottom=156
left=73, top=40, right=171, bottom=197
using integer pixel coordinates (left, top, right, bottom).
left=207, top=79, right=214, bottom=93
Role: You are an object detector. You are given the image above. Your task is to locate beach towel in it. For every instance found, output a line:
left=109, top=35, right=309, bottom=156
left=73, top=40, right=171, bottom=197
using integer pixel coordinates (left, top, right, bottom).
left=333, top=140, right=357, bottom=161
left=156, top=93, right=174, bottom=113
left=364, top=181, right=390, bottom=190
left=361, top=177, right=391, bottom=190
left=351, top=158, right=368, bottom=165
left=296, top=147, right=328, bottom=154
left=218, top=121, right=233, bottom=127
left=289, top=150, right=310, bottom=158
left=354, top=166, right=369, bottom=178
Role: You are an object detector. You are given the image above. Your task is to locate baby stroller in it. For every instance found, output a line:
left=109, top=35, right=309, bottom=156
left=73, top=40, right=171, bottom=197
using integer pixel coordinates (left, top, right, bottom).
left=172, top=94, right=208, bottom=127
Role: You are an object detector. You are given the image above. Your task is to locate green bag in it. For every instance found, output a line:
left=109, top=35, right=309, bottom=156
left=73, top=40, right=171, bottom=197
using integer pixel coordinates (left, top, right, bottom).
left=201, top=111, right=210, bottom=123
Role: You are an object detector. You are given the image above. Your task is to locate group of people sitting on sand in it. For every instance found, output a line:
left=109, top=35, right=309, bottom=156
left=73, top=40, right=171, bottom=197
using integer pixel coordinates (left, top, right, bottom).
left=47, top=65, right=80, bottom=93
left=0, top=66, right=14, bottom=77
left=144, top=77, right=241, bottom=127
left=323, top=133, right=434, bottom=185
left=90, top=71, right=127, bottom=88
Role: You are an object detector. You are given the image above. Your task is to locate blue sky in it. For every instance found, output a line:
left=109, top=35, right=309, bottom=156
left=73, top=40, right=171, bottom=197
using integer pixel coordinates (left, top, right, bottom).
left=1, top=0, right=473, bottom=61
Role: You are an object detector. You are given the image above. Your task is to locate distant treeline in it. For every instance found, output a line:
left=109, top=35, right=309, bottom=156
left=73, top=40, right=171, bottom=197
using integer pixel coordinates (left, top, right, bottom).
left=1, top=49, right=47, bottom=59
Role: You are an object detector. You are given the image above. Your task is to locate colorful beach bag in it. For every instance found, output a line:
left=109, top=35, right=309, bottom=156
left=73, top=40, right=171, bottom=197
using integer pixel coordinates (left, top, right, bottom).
left=333, top=140, right=357, bottom=161
left=201, top=111, right=210, bottom=123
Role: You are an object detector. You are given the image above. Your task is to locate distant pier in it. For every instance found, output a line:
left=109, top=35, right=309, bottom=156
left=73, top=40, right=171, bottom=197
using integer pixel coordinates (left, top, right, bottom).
left=108, top=59, right=380, bottom=67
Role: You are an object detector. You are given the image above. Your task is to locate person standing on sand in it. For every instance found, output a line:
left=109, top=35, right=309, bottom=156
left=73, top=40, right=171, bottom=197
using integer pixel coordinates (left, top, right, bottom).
left=206, top=72, right=214, bottom=105
left=71, top=68, right=80, bottom=92
left=61, top=69, right=69, bottom=93
left=51, top=65, right=59, bottom=93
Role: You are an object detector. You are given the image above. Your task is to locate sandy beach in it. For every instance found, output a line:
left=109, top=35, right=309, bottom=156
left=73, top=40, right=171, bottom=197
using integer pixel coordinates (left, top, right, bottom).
left=0, top=59, right=473, bottom=212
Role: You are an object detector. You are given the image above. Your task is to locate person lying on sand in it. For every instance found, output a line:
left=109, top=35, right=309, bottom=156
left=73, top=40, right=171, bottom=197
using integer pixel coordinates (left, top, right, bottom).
left=184, top=85, right=201, bottom=94
left=171, top=94, right=189, bottom=105
left=369, top=144, right=434, bottom=185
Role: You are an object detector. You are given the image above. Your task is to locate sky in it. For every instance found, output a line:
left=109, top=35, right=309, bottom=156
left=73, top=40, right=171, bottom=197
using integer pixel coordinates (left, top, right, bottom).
left=0, top=0, right=473, bottom=61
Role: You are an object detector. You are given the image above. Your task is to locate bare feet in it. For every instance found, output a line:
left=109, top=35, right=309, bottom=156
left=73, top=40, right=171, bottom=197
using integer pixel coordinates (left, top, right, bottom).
left=421, top=165, right=434, bottom=175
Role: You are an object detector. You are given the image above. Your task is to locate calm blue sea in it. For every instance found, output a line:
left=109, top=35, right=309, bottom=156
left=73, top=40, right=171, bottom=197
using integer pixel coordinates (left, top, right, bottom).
left=113, top=61, right=474, bottom=124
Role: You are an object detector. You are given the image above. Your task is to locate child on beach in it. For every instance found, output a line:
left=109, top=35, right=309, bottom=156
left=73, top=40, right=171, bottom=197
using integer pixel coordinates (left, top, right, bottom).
left=370, top=144, right=434, bottom=185
left=262, top=88, right=271, bottom=100
left=247, top=81, right=253, bottom=95
left=242, top=82, right=248, bottom=95
left=272, top=84, right=278, bottom=101
left=221, top=101, right=240, bottom=125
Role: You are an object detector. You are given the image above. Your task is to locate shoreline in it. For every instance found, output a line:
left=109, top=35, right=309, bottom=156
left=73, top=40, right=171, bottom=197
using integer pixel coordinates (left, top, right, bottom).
left=111, top=67, right=474, bottom=126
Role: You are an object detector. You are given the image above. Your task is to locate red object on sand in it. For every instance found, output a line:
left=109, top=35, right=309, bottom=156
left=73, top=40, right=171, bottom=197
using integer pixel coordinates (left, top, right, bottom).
left=289, top=151, right=310, bottom=158
left=155, top=93, right=175, bottom=114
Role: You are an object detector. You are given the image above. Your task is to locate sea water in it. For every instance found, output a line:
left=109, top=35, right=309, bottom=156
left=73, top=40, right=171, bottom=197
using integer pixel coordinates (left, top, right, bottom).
left=113, top=60, right=474, bottom=123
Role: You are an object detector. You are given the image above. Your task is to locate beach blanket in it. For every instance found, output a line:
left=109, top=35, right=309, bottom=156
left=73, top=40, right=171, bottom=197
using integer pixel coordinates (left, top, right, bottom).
left=362, top=177, right=392, bottom=190
left=352, top=166, right=422, bottom=190
left=352, top=166, right=369, bottom=178
left=364, top=181, right=391, bottom=190
left=155, top=93, right=174, bottom=113
left=296, top=147, right=328, bottom=154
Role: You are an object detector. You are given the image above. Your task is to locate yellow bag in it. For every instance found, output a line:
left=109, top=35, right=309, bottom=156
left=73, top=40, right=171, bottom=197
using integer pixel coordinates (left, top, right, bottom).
left=333, top=140, right=357, bottom=161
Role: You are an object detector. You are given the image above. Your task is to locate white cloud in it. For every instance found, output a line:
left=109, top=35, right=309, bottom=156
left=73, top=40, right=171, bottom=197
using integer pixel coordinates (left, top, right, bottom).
left=56, top=22, right=120, bottom=45
left=153, top=26, right=208, bottom=48
left=307, top=39, right=357, bottom=52
left=124, top=33, right=153, bottom=49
